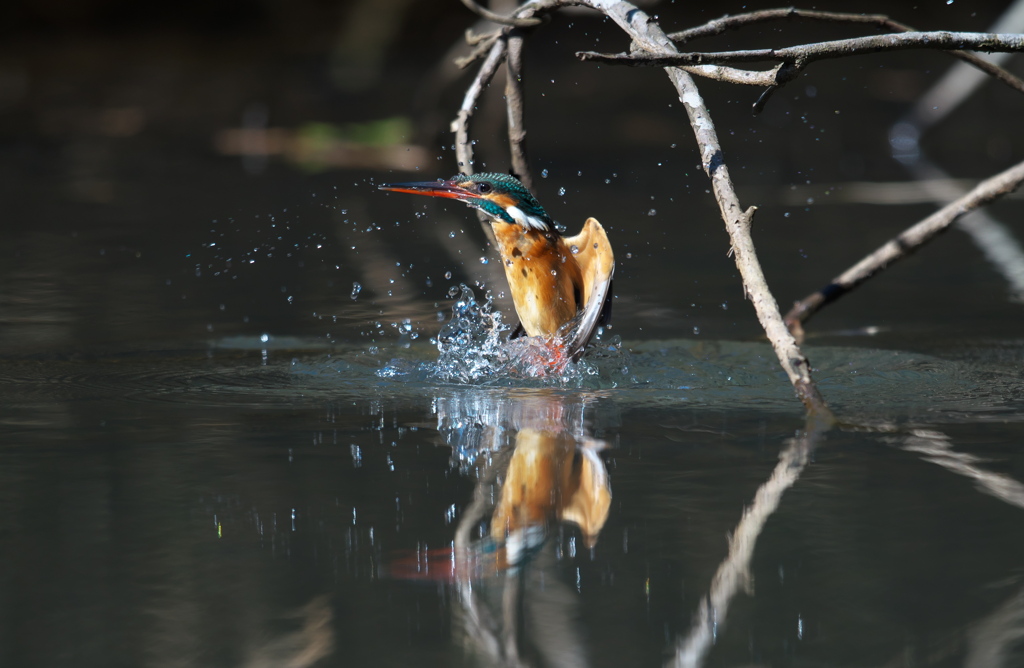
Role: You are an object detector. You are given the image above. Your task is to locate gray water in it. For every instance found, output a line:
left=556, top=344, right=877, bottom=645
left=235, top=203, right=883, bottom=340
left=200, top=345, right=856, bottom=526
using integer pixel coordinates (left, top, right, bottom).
left=3, top=1, right=1024, bottom=667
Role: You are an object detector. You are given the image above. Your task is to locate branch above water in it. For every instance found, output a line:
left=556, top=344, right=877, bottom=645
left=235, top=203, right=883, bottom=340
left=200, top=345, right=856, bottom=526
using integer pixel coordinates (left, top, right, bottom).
left=581, top=31, right=1024, bottom=67
left=785, top=158, right=1024, bottom=343
left=580, top=25, right=1024, bottom=110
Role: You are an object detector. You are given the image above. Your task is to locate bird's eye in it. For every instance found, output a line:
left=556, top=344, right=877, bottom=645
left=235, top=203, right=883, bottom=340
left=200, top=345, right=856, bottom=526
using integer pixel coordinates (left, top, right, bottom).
left=477, top=182, right=492, bottom=194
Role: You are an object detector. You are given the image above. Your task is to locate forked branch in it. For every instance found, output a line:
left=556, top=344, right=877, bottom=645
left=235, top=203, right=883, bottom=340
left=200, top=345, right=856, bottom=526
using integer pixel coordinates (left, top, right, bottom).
left=445, top=2, right=1024, bottom=411
left=581, top=22, right=1024, bottom=111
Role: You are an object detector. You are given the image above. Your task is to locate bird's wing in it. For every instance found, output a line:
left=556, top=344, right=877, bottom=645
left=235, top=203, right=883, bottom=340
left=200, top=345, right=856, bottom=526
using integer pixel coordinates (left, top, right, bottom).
left=562, top=217, right=615, bottom=360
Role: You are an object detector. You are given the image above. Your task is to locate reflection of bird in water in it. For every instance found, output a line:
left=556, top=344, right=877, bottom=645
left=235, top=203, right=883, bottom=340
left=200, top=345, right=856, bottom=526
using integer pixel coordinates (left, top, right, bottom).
left=491, top=428, right=611, bottom=569
left=386, top=426, right=611, bottom=580
left=387, top=392, right=612, bottom=581
left=379, top=173, right=614, bottom=360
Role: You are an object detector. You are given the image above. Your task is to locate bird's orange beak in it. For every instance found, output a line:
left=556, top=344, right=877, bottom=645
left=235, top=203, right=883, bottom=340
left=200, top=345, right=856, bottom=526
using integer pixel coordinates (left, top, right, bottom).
left=378, top=179, right=474, bottom=201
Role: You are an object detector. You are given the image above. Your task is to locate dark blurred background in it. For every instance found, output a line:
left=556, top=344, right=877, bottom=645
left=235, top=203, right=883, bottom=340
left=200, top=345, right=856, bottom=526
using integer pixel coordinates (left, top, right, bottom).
left=1, top=0, right=1021, bottom=355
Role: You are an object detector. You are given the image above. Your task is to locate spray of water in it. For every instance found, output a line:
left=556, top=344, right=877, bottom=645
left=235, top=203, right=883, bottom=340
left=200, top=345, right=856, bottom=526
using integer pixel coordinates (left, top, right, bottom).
left=421, top=285, right=631, bottom=388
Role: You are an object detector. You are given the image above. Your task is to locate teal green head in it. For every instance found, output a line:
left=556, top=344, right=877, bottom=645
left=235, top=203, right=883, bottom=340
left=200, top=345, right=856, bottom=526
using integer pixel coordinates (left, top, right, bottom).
left=379, top=172, right=555, bottom=232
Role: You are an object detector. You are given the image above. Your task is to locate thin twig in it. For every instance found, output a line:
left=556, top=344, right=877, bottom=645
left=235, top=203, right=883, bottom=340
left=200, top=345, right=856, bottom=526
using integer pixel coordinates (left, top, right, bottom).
left=452, top=38, right=507, bottom=177
left=459, top=0, right=543, bottom=27
left=452, top=0, right=570, bottom=175
left=784, top=158, right=1024, bottom=341
left=666, top=7, right=1024, bottom=98
left=505, top=29, right=533, bottom=192
left=577, top=0, right=829, bottom=413
left=450, top=37, right=507, bottom=239
left=456, top=30, right=503, bottom=69
left=668, top=7, right=908, bottom=44
left=582, top=31, right=1024, bottom=66
left=581, top=30, right=1024, bottom=110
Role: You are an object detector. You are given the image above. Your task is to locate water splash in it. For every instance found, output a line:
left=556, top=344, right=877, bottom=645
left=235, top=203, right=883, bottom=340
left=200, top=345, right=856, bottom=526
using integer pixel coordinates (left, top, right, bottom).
left=377, top=285, right=632, bottom=388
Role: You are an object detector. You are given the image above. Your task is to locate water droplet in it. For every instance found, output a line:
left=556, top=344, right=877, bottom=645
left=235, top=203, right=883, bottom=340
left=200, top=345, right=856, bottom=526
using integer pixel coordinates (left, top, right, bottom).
left=558, top=187, right=566, bottom=196
left=479, top=256, right=489, bottom=265
left=260, top=333, right=270, bottom=343
left=625, top=252, right=632, bottom=259
left=449, top=231, right=456, bottom=238
left=721, top=302, right=728, bottom=310
left=541, top=169, right=549, bottom=178
left=570, top=244, right=579, bottom=254
left=693, top=326, right=700, bottom=335
left=444, top=271, right=453, bottom=280
left=647, top=209, right=657, bottom=216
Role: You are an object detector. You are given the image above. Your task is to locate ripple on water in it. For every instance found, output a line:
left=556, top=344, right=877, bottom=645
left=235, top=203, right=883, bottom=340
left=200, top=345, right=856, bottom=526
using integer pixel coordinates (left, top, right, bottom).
left=0, top=308, right=1022, bottom=420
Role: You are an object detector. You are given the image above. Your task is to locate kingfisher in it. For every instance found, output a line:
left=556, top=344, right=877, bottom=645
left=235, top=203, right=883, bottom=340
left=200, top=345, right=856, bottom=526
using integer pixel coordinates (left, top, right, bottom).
left=379, top=172, right=614, bottom=360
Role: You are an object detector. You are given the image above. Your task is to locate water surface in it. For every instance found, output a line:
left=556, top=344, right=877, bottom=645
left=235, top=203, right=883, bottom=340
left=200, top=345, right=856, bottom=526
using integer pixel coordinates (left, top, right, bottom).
left=3, top=1, right=1024, bottom=666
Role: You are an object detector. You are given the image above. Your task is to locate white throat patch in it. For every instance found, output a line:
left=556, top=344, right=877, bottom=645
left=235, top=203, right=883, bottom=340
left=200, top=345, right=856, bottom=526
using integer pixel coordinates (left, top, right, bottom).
left=505, top=205, right=549, bottom=231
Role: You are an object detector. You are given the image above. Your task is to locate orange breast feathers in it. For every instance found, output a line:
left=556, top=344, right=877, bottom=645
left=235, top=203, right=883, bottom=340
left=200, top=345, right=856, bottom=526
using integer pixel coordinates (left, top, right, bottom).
left=491, top=224, right=584, bottom=337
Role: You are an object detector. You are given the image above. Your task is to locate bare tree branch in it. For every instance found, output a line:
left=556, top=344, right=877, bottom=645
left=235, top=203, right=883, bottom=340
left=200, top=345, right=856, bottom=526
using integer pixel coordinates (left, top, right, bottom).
left=459, top=0, right=543, bottom=27
left=667, top=8, right=1024, bottom=100
left=505, top=29, right=533, bottom=191
left=452, top=0, right=571, bottom=177
left=571, top=0, right=829, bottom=413
left=784, top=158, right=1024, bottom=342
left=580, top=28, right=1024, bottom=109
left=668, top=7, right=910, bottom=44
left=455, top=30, right=503, bottom=69
left=581, top=31, right=1024, bottom=66
left=451, top=37, right=507, bottom=177
left=673, top=63, right=783, bottom=87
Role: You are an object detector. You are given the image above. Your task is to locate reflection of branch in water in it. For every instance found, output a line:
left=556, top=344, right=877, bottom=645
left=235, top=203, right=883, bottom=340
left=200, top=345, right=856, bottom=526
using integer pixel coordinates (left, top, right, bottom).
left=902, top=429, right=1024, bottom=511
left=243, top=595, right=334, bottom=668
left=908, top=0, right=1024, bottom=130
left=670, top=415, right=829, bottom=668
left=786, top=1, right=1024, bottom=335
left=966, top=584, right=1024, bottom=668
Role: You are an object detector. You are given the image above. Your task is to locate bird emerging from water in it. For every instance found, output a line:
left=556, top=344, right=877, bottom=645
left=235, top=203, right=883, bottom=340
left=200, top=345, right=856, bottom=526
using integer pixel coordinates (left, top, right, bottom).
left=379, top=172, right=614, bottom=360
